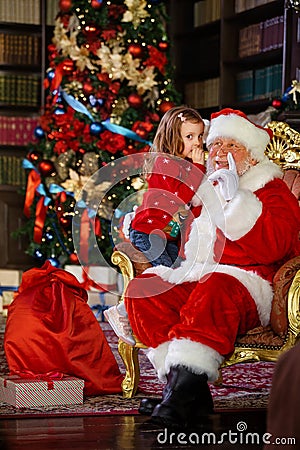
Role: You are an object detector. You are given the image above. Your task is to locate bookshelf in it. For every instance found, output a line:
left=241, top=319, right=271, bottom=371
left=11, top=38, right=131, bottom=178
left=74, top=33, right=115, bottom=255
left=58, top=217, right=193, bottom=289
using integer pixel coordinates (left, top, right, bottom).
left=0, top=0, right=56, bottom=269
left=168, top=0, right=300, bottom=121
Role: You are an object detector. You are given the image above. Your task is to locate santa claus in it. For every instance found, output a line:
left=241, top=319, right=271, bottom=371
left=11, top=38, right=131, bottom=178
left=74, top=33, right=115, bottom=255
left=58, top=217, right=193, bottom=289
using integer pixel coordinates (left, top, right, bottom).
left=124, top=108, right=300, bottom=428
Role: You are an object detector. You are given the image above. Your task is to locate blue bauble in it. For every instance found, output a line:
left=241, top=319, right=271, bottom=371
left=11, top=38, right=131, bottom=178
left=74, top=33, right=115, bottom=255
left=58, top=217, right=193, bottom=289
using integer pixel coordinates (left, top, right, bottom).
left=54, top=107, right=66, bottom=115
left=47, top=70, right=55, bottom=81
left=34, top=249, right=44, bottom=259
left=45, top=231, right=54, bottom=241
left=90, top=122, right=104, bottom=136
left=47, top=257, right=60, bottom=267
left=34, top=126, right=45, bottom=139
left=89, top=95, right=105, bottom=107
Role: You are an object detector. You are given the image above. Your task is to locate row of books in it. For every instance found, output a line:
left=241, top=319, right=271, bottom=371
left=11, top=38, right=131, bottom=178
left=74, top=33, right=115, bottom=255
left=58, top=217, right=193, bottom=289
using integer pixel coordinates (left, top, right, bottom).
left=193, top=0, right=221, bottom=27
left=0, top=73, right=40, bottom=107
left=0, top=155, right=26, bottom=186
left=238, top=15, right=284, bottom=58
left=235, top=0, right=275, bottom=13
left=236, top=63, right=282, bottom=102
left=184, top=77, right=220, bottom=109
left=0, top=0, right=41, bottom=25
left=0, top=33, right=40, bottom=66
left=0, top=115, right=39, bottom=146
left=46, top=0, right=58, bottom=26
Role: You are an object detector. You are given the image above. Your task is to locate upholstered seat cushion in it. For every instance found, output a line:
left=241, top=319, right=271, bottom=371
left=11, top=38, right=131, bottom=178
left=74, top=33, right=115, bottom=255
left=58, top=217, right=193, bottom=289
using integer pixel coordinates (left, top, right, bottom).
left=283, top=169, right=300, bottom=204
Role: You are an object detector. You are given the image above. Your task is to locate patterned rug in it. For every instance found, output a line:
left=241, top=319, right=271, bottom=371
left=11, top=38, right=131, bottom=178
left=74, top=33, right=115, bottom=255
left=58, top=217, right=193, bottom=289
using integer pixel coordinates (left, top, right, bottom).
left=0, top=320, right=274, bottom=417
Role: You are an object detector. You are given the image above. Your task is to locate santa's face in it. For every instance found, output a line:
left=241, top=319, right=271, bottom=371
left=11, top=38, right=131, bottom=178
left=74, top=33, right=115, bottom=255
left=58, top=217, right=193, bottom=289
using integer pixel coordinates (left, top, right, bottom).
left=207, top=137, right=257, bottom=176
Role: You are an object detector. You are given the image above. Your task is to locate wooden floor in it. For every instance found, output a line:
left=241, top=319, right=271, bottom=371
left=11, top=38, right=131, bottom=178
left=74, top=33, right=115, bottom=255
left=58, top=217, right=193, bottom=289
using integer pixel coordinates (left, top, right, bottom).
left=0, top=409, right=267, bottom=449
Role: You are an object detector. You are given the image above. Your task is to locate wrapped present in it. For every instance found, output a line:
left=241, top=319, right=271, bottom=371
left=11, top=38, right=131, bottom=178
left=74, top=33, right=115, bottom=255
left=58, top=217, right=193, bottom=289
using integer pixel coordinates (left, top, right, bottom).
left=0, top=270, right=22, bottom=286
left=0, top=374, right=84, bottom=408
left=64, top=265, right=118, bottom=292
left=88, top=291, right=120, bottom=321
left=0, top=287, right=18, bottom=317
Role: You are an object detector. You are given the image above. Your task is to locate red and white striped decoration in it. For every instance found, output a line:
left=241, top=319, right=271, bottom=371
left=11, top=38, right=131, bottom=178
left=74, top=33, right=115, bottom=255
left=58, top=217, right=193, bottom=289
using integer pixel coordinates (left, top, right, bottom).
left=0, top=376, right=84, bottom=408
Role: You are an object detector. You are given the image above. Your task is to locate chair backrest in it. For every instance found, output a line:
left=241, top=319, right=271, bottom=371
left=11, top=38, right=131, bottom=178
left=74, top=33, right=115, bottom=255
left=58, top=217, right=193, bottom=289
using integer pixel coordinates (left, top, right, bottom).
left=266, top=121, right=300, bottom=204
left=266, top=121, right=300, bottom=170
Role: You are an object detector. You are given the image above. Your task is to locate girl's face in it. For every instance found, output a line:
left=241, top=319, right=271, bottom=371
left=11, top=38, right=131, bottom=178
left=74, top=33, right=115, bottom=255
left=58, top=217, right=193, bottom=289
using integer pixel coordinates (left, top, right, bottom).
left=180, top=120, right=204, bottom=158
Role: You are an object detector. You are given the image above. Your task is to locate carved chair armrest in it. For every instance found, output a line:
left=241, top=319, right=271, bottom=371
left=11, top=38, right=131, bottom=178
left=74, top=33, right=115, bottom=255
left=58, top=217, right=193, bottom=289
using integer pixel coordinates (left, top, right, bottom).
left=111, top=241, right=152, bottom=300
left=271, top=255, right=300, bottom=337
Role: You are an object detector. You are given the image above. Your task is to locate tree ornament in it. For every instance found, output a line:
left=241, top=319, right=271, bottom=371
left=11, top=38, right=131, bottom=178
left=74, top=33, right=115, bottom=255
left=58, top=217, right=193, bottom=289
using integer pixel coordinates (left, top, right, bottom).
left=47, top=257, right=60, bottom=267
left=128, top=92, right=143, bottom=108
left=54, top=106, right=66, bottom=115
left=159, top=100, right=175, bottom=114
left=27, top=149, right=42, bottom=163
left=69, top=253, right=79, bottom=264
left=83, top=24, right=100, bottom=40
left=34, top=249, right=44, bottom=260
left=91, top=0, right=103, bottom=8
left=59, top=0, right=72, bottom=12
left=158, top=41, right=169, bottom=51
left=90, top=122, right=104, bottom=136
left=59, top=216, right=72, bottom=229
left=38, top=160, right=56, bottom=177
left=62, top=59, right=74, bottom=74
left=45, top=231, right=54, bottom=241
left=128, top=43, right=143, bottom=58
left=272, top=99, right=282, bottom=109
left=47, top=69, right=55, bottom=81
left=34, top=126, right=45, bottom=139
left=83, top=81, right=94, bottom=95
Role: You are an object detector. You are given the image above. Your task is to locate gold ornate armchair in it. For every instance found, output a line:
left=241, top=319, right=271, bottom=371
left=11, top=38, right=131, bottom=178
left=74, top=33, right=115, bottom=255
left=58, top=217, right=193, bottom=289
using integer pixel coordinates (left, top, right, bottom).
left=111, top=121, right=300, bottom=398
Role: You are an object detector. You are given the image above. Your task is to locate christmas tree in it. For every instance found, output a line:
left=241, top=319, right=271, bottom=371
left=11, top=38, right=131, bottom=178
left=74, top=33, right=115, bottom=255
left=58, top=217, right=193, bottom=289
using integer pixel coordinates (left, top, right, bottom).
left=19, top=0, right=181, bottom=268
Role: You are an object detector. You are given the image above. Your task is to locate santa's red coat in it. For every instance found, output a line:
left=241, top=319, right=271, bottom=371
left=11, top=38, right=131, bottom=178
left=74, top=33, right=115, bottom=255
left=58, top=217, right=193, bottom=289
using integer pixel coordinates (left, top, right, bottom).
left=125, top=158, right=300, bottom=381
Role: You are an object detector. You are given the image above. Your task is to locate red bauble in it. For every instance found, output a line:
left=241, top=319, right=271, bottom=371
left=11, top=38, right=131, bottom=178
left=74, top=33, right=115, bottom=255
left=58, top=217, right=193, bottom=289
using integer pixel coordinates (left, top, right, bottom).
left=38, top=160, right=56, bottom=177
left=62, top=59, right=74, bottom=74
left=128, top=43, right=143, bottom=58
left=69, top=253, right=79, bottom=264
left=27, top=149, right=42, bottom=163
left=83, top=81, right=94, bottom=95
left=59, top=0, right=72, bottom=12
left=158, top=41, right=169, bottom=51
left=159, top=100, right=175, bottom=114
left=83, top=24, right=100, bottom=39
left=91, top=0, right=103, bottom=8
left=128, top=92, right=143, bottom=108
left=272, top=99, right=282, bottom=109
left=59, top=216, right=72, bottom=229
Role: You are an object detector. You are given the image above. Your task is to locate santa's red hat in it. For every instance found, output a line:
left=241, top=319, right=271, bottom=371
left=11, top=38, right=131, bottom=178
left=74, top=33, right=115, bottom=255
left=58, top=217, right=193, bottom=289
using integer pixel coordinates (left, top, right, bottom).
left=206, top=108, right=273, bottom=161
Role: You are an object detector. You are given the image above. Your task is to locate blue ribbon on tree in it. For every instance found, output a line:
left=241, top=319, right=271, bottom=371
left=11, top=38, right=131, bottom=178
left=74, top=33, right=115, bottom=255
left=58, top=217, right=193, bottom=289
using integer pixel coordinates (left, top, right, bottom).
left=61, top=90, right=152, bottom=146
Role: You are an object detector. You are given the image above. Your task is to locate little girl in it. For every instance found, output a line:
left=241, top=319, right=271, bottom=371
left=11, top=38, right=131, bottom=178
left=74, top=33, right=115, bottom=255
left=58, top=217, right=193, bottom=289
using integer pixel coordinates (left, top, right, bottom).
left=105, top=106, right=207, bottom=344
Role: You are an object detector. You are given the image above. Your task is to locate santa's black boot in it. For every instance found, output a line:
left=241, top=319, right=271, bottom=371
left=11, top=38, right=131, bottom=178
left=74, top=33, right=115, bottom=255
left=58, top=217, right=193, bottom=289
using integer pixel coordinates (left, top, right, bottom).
left=150, top=365, right=214, bottom=429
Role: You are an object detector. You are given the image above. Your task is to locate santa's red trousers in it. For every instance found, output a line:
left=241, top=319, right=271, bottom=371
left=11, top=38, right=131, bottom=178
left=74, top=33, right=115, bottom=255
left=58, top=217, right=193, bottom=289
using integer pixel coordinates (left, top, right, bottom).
left=125, top=272, right=261, bottom=356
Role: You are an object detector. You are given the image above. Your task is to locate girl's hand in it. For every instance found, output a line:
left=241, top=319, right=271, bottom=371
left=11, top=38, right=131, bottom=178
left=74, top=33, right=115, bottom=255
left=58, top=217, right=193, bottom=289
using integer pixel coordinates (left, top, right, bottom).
left=191, top=145, right=205, bottom=165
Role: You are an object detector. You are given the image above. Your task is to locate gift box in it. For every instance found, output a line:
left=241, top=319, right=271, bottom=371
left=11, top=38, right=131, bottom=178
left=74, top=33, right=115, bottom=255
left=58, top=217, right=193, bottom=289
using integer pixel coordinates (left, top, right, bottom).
left=0, top=269, right=22, bottom=286
left=64, top=265, right=118, bottom=292
left=0, top=375, right=84, bottom=408
left=0, top=287, right=18, bottom=317
left=88, top=291, right=120, bottom=321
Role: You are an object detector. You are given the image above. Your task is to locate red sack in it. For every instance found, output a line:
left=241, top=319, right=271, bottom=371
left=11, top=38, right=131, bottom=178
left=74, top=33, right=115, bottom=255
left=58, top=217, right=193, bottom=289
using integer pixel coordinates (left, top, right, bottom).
left=4, top=261, right=122, bottom=395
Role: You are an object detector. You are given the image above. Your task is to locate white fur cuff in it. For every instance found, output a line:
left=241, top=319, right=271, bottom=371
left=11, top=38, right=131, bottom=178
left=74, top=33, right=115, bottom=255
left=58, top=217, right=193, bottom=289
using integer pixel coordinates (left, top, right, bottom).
left=146, top=341, right=170, bottom=382
left=165, top=338, right=224, bottom=382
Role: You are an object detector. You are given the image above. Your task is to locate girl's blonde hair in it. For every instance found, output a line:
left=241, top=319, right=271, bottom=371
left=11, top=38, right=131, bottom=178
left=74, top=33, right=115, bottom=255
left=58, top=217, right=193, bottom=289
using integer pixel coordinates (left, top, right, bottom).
left=144, top=105, right=204, bottom=175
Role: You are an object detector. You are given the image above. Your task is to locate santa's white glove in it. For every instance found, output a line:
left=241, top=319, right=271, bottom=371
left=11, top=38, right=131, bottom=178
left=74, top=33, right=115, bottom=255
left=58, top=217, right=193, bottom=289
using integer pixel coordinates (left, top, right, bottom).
left=122, top=205, right=137, bottom=239
left=207, top=153, right=239, bottom=201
